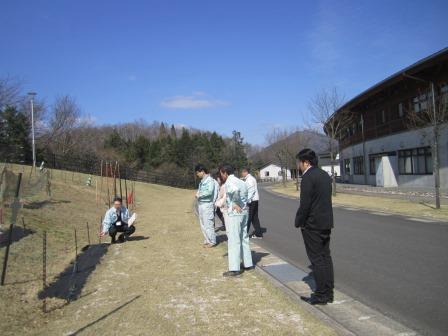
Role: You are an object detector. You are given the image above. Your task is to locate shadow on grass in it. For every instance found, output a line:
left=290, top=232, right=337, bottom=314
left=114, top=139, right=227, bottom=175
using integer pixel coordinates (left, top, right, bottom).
left=38, top=243, right=109, bottom=302
left=126, top=235, right=149, bottom=242
left=23, top=199, right=71, bottom=209
left=67, top=295, right=141, bottom=335
left=0, top=225, right=35, bottom=248
left=419, top=201, right=438, bottom=210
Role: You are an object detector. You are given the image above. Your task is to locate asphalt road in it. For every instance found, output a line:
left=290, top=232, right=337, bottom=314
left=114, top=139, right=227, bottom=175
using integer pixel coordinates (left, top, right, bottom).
left=255, top=187, right=448, bottom=336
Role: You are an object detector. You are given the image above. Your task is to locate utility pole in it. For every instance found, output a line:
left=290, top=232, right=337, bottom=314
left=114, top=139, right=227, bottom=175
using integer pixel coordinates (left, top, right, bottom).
left=28, top=92, right=37, bottom=168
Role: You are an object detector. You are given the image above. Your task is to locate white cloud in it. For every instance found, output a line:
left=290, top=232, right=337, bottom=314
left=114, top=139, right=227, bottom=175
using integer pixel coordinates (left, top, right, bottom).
left=160, top=92, right=229, bottom=109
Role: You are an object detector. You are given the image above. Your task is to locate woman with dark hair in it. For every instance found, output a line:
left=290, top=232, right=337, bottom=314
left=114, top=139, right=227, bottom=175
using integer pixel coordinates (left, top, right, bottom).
left=214, top=173, right=226, bottom=231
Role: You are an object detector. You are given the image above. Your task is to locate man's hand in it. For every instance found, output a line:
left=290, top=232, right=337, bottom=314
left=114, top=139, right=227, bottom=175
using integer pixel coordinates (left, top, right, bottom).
left=98, top=231, right=106, bottom=237
left=233, top=204, right=242, bottom=213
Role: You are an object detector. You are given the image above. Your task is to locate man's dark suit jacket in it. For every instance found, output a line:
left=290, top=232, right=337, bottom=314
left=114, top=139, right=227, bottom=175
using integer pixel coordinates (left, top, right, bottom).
left=295, top=166, right=334, bottom=230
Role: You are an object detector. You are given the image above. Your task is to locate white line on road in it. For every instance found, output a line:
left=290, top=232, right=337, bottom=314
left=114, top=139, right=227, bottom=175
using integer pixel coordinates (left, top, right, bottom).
left=369, top=212, right=392, bottom=216
left=407, top=217, right=437, bottom=223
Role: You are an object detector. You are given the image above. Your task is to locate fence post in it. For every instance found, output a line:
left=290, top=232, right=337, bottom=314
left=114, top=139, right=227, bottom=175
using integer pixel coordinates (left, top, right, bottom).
left=106, top=162, right=111, bottom=208
left=118, top=163, right=123, bottom=200
left=74, top=228, right=78, bottom=272
left=99, top=217, right=102, bottom=244
left=42, top=231, right=47, bottom=313
left=124, top=178, right=128, bottom=208
left=1, top=172, right=22, bottom=286
left=86, top=222, right=91, bottom=245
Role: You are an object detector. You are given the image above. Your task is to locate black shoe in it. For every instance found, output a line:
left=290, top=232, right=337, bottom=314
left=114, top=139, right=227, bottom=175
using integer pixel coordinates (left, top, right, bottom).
left=111, top=238, right=117, bottom=244
left=243, top=266, right=255, bottom=271
left=118, top=233, right=125, bottom=243
left=300, top=295, right=329, bottom=305
left=249, top=233, right=263, bottom=239
left=223, top=271, right=242, bottom=277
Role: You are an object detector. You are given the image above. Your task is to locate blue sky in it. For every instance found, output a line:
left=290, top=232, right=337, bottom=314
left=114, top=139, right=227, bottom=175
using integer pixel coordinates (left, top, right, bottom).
left=1, top=0, right=447, bottom=145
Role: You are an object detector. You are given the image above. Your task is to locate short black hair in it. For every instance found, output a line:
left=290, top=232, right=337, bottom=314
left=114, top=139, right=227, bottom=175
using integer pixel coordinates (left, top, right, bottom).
left=113, top=196, right=122, bottom=203
left=296, top=148, right=318, bottom=166
left=219, top=164, right=234, bottom=175
left=194, top=164, right=208, bottom=173
left=241, top=167, right=250, bottom=173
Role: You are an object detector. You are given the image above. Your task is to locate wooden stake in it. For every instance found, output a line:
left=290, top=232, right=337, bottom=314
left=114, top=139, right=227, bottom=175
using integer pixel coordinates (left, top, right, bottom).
left=113, top=161, right=117, bottom=197
left=106, top=162, right=111, bottom=208
left=99, top=160, right=103, bottom=207
left=86, top=221, right=91, bottom=245
left=124, top=177, right=128, bottom=208
left=118, top=163, right=123, bottom=200
left=42, top=231, right=47, bottom=313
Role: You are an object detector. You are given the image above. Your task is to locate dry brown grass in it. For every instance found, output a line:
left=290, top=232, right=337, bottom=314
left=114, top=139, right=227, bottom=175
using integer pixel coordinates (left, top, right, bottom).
left=271, top=182, right=448, bottom=220
left=1, top=167, right=335, bottom=336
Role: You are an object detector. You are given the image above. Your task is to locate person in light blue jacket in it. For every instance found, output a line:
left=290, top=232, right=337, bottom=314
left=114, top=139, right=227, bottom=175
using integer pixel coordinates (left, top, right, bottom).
left=100, top=196, right=135, bottom=243
left=195, top=164, right=216, bottom=247
left=219, top=164, right=253, bottom=277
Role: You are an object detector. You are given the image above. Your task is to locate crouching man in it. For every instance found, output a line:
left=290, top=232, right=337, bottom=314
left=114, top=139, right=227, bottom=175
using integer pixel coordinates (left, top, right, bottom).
left=100, top=196, right=135, bottom=244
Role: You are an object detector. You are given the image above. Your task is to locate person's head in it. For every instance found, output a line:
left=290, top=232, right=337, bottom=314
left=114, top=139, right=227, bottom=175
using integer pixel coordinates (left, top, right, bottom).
left=219, top=164, right=234, bottom=183
left=241, top=167, right=250, bottom=178
left=195, top=164, right=208, bottom=179
left=113, top=196, right=122, bottom=210
left=296, top=148, right=318, bottom=174
left=212, top=171, right=222, bottom=185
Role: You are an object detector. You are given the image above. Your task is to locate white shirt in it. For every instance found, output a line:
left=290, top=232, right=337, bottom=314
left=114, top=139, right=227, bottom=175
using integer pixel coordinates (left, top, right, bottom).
left=302, top=166, right=312, bottom=176
left=243, top=173, right=259, bottom=203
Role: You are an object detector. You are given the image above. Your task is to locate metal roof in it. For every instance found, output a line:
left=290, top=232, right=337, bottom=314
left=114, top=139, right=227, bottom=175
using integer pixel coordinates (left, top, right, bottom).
left=327, top=47, right=448, bottom=122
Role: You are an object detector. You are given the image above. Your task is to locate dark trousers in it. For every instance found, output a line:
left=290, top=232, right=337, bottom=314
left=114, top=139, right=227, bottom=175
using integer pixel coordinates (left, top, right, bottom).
left=247, top=201, right=262, bottom=236
left=109, top=223, right=135, bottom=242
left=216, top=207, right=225, bottom=228
left=301, top=228, right=334, bottom=299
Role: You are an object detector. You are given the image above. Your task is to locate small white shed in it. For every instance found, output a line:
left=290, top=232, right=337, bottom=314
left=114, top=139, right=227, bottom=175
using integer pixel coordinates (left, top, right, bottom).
left=259, top=163, right=292, bottom=181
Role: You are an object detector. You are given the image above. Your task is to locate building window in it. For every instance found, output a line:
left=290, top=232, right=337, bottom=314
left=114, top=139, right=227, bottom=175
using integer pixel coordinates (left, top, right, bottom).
left=398, top=103, right=404, bottom=118
left=376, top=110, right=386, bottom=125
left=369, top=156, right=376, bottom=175
left=413, top=94, right=428, bottom=113
left=398, top=147, right=432, bottom=175
left=353, top=156, right=364, bottom=175
left=440, top=83, right=448, bottom=102
left=265, top=171, right=269, bottom=177
left=344, top=159, right=351, bottom=175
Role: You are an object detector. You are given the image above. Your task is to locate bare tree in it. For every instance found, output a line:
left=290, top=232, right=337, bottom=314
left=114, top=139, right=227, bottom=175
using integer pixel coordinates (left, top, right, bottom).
left=265, top=128, right=314, bottom=186
left=0, top=76, right=22, bottom=109
left=405, top=82, right=448, bottom=209
left=43, top=95, right=82, bottom=155
left=309, top=88, right=351, bottom=196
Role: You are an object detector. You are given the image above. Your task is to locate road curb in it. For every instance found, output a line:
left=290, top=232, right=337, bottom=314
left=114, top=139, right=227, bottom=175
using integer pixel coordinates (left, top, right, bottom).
left=254, top=262, right=356, bottom=336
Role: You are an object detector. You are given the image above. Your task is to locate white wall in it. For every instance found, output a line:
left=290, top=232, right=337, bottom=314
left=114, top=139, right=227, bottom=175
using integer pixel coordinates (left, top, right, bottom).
left=340, top=124, right=448, bottom=189
left=259, top=164, right=292, bottom=181
left=321, top=164, right=341, bottom=177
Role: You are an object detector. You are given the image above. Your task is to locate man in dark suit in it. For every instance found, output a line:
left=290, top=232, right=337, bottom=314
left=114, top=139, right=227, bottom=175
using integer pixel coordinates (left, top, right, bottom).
left=295, top=148, right=334, bottom=305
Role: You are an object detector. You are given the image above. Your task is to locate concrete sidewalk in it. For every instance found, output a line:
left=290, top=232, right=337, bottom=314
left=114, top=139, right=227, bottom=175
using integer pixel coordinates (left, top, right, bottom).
left=250, top=241, right=419, bottom=336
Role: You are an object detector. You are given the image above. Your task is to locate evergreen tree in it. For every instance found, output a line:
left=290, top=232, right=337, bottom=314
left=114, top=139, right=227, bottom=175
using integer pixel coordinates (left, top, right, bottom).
left=0, top=106, right=31, bottom=162
left=170, top=124, right=177, bottom=138
left=159, top=122, right=168, bottom=139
